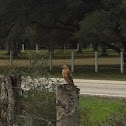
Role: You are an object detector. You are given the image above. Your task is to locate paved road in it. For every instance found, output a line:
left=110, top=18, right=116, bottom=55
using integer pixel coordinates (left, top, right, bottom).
left=59, top=79, right=126, bottom=98
left=21, top=77, right=126, bottom=98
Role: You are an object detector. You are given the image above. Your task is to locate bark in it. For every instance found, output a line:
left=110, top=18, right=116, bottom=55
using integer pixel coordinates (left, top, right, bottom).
left=56, top=84, right=80, bottom=126
left=7, top=41, right=21, bottom=56
left=105, top=42, right=120, bottom=54
left=10, top=75, right=22, bottom=116
left=12, top=41, right=20, bottom=56
left=6, top=77, right=15, bottom=126
left=77, top=42, right=83, bottom=53
left=1, top=78, right=8, bottom=126
left=101, top=44, right=108, bottom=56
left=122, top=41, right=126, bottom=64
left=93, top=43, right=98, bottom=51
left=0, top=75, right=22, bottom=126
left=7, top=41, right=10, bottom=55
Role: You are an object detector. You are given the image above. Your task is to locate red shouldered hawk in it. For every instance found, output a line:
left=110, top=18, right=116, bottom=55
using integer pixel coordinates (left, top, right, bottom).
left=62, top=65, right=74, bottom=85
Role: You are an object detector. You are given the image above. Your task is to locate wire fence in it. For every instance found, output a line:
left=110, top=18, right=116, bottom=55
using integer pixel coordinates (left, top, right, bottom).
left=0, top=49, right=125, bottom=74
left=0, top=41, right=126, bottom=76
left=0, top=75, right=58, bottom=126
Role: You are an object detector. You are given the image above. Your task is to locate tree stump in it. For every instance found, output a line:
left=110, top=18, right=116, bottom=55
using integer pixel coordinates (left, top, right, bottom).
left=1, top=78, right=8, bottom=126
left=56, top=84, right=80, bottom=126
left=0, top=75, right=22, bottom=126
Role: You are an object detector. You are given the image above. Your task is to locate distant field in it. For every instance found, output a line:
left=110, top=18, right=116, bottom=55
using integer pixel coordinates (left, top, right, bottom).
left=0, top=49, right=121, bottom=66
left=0, top=57, right=120, bottom=67
left=0, top=49, right=125, bottom=80
left=0, top=49, right=119, bottom=59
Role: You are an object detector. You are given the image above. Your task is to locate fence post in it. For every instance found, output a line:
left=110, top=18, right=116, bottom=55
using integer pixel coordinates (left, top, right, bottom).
left=56, top=84, right=80, bottom=126
left=71, top=51, right=74, bottom=72
left=22, top=44, right=24, bottom=52
left=10, top=50, right=13, bottom=66
left=120, top=51, right=124, bottom=74
left=36, top=44, right=38, bottom=52
left=50, top=51, right=52, bottom=71
left=95, top=51, right=98, bottom=72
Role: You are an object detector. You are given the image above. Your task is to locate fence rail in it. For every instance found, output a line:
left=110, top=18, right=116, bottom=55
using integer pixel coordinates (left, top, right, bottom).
left=0, top=48, right=125, bottom=74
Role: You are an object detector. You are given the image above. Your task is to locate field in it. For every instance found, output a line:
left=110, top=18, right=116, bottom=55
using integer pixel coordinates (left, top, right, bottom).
left=0, top=57, right=120, bottom=67
left=0, top=49, right=126, bottom=80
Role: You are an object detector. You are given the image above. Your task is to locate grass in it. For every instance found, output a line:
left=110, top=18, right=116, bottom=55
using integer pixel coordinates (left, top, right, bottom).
left=23, top=90, right=126, bottom=126
left=79, top=96, right=126, bottom=126
left=0, top=49, right=119, bottom=59
left=0, top=57, right=120, bottom=67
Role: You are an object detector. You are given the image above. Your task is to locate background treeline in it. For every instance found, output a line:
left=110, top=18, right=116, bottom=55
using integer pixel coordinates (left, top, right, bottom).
left=0, top=0, right=126, bottom=56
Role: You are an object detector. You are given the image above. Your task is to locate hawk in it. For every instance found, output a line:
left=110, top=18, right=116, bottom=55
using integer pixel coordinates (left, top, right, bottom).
left=61, top=65, right=74, bottom=85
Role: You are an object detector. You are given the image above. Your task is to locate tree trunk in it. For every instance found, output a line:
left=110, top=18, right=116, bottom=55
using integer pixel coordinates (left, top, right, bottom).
left=7, top=41, right=10, bottom=55
left=122, top=41, right=126, bottom=64
left=93, top=43, right=98, bottom=51
left=101, top=44, right=108, bottom=56
left=1, top=78, right=8, bottom=126
left=77, top=42, right=83, bottom=53
left=56, top=84, right=80, bottom=126
left=12, top=41, right=20, bottom=56
left=7, top=41, right=21, bottom=56
left=0, top=75, right=22, bottom=126
left=11, top=75, right=22, bottom=116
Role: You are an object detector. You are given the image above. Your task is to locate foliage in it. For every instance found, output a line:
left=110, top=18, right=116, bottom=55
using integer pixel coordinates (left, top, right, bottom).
left=76, top=10, right=111, bottom=44
left=0, top=0, right=83, bottom=54
left=3, top=52, right=49, bottom=78
left=1, top=0, right=126, bottom=54
left=21, top=87, right=56, bottom=126
left=2, top=49, right=56, bottom=126
left=27, top=52, right=49, bottom=78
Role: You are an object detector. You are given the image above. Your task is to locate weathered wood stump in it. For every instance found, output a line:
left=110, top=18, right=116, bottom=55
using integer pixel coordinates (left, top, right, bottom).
left=56, top=84, right=80, bottom=126
left=0, top=75, right=22, bottom=126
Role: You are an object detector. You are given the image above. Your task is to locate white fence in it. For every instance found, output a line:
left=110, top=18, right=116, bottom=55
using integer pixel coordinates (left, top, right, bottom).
left=49, top=51, right=125, bottom=74
left=6, top=44, right=125, bottom=74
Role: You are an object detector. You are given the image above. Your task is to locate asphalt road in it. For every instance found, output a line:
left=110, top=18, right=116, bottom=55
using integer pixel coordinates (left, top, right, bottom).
left=60, top=79, right=126, bottom=98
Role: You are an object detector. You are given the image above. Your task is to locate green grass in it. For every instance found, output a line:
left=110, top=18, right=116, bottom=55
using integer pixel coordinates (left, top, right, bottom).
left=79, top=96, right=126, bottom=126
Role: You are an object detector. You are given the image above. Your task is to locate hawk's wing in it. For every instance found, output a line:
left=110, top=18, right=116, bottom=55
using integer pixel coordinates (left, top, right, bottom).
left=68, top=70, right=74, bottom=84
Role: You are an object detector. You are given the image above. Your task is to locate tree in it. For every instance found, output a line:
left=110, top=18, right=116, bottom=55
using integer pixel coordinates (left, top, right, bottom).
left=76, top=10, right=112, bottom=52
left=0, top=0, right=83, bottom=55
